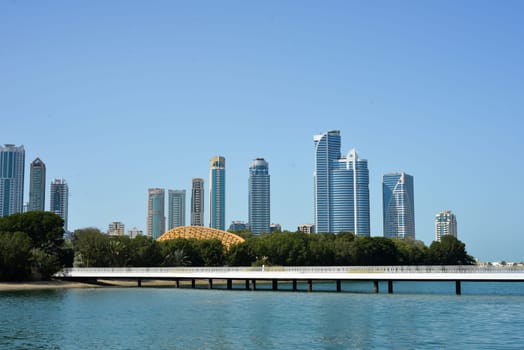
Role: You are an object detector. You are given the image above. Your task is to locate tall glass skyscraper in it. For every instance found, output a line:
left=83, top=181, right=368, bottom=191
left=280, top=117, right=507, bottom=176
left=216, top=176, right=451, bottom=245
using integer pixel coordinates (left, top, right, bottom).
left=191, top=178, right=204, bottom=226
left=29, top=157, right=46, bottom=212
left=209, top=156, right=225, bottom=230
left=249, top=158, right=270, bottom=235
left=50, top=179, right=69, bottom=231
left=147, top=188, right=165, bottom=239
left=0, top=144, right=25, bottom=217
left=314, top=131, right=370, bottom=235
left=168, top=189, right=186, bottom=229
left=331, top=149, right=370, bottom=235
left=382, top=172, right=415, bottom=239
left=435, top=210, right=457, bottom=242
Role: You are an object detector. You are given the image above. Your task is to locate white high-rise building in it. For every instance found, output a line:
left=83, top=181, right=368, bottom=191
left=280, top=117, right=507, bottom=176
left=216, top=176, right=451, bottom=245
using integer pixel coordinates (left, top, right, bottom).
left=435, top=210, right=457, bottom=242
left=108, top=221, right=125, bottom=236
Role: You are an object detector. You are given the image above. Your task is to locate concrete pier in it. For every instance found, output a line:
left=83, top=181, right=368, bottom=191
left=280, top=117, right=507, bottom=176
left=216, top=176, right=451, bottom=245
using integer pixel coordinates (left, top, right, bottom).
left=336, top=280, right=341, bottom=292
left=292, top=280, right=297, bottom=291
left=456, top=280, right=461, bottom=295
left=388, top=280, right=393, bottom=294
left=208, top=279, right=213, bottom=289
left=272, top=279, right=278, bottom=291
left=373, top=280, right=379, bottom=293
left=307, top=279, right=313, bottom=292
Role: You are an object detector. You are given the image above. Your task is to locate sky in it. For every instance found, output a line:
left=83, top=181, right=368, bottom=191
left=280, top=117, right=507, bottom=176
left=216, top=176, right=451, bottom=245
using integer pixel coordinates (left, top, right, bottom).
left=1, top=1, right=523, bottom=262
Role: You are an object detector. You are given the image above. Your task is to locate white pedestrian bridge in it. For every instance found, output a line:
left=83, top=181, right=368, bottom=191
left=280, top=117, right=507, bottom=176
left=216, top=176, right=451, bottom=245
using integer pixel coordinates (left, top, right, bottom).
left=54, top=266, right=524, bottom=295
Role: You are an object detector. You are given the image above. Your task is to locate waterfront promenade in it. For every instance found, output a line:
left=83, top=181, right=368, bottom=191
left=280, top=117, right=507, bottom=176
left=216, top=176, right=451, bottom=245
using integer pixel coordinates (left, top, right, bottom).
left=55, top=266, right=524, bottom=294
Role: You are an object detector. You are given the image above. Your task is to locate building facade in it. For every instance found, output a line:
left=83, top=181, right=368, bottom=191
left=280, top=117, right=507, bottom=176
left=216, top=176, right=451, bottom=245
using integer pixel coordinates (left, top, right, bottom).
left=191, top=178, right=204, bottom=226
left=0, top=144, right=25, bottom=217
left=28, top=157, right=46, bottom=212
left=50, top=179, right=69, bottom=231
left=127, top=227, right=143, bottom=238
left=313, top=131, right=370, bottom=235
left=435, top=210, right=457, bottom=242
left=297, top=224, right=315, bottom=234
left=229, top=221, right=250, bottom=232
left=209, top=156, right=225, bottom=230
left=382, top=172, right=415, bottom=239
left=108, top=221, right=125, bottom=236
left=248, top=158, right=270, bottom=235
left=147, top=188, right=165, bottom=239
left=168, top=189, right=186, bottom=229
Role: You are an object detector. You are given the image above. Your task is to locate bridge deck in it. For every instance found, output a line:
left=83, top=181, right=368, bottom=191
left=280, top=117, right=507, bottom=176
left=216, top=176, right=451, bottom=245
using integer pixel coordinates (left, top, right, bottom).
left=55, top=266, right=524, bottom=282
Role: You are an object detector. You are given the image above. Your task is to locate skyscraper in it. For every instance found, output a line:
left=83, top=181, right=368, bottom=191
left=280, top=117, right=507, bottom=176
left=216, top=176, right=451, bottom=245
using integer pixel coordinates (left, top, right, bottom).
left=249, top=158, right=270, bottom=235
left=0, top=144, right=25, bottom=217
left=313, top=131, right=370, bottom=235
left=435, top=210, right=457, bottom=242
left=50, top=179, right=69, bottom=231
left=383, top=172, right=415, bottom=239
left=209, top=156, right=225, bottom=230
left=147, top=188, right=165, bottom=239
left=314, top=130, right=341, bottom=233
left=168, top=189, right=186, bottom=229
left=191, top=178, right=204, bottom=226
left=29, top=157, right=46, bottom=212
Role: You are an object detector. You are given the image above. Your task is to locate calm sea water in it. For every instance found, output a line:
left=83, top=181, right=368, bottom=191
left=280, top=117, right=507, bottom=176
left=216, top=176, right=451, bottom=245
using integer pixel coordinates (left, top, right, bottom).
left=2, top=281, right=524, bottom=349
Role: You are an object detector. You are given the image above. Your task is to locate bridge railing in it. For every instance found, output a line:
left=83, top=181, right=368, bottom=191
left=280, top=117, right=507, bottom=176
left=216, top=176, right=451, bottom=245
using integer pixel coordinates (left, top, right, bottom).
left=55, top=265, right=524, bottom=276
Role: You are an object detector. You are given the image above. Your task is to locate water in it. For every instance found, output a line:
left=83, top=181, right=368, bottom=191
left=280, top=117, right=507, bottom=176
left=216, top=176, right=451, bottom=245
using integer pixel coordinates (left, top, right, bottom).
left=2, top=282, right=524, bottom=349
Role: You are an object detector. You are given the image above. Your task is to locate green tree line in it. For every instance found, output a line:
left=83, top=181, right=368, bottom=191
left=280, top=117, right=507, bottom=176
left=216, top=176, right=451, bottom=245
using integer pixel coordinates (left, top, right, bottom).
left=0, top=212, right=474, bottom=281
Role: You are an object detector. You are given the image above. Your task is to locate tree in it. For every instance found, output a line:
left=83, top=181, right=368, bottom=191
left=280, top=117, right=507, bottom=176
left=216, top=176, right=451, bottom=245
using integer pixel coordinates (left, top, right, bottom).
left=73, top=228, right=111, bottom=267
left=393, top=238, right=428, bottom=265
left=0, top=211, right=64, bottom=253
left=197, top=239, right=225, bottom=267
left=427, top=236, right=475, bottom=265
left=226, top=242, right=255, bottom=266
left=0, top=212, right=67, bottom=280
left=129, top=235, right=163, bottom=267
left=0, top=231, right=33, bottom=281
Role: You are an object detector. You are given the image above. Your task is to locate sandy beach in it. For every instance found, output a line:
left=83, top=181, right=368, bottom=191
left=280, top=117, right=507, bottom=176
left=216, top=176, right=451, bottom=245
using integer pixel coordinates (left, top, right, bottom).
left=0, top=278, right=255, bottom=291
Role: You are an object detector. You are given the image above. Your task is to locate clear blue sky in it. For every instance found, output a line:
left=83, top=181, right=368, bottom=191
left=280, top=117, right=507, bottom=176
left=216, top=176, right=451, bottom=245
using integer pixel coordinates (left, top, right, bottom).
left=2, top=1, right=523, bottom=262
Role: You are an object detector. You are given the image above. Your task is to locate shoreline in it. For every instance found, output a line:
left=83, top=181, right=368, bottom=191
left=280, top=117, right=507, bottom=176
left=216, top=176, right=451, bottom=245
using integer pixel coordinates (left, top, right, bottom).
left=0, top=279, right=262, bottom=292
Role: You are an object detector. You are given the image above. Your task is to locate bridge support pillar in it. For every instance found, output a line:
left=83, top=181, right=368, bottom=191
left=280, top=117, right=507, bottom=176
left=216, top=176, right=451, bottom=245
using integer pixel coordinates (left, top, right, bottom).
left=307, top=279, right=313, bottom=292
left=336, top=280, right=341, bottom=292
left=373, top=280, right=379, bottom=293
left=292, top=280, right=297, bottom=291
left=208, top=279, right=213, bottom=289
left=245, top=280, right=250, bottom=290
left=455, top=280, right=462, bottom=295
left=272, top=279, right=278, bottom=291
left=227, top=279, right=232, bottom=290
left=175, top=280, right=180, bottom=288
left=137, top=279, right=142, bottom=287
left=388, top=280, right=393, bottom=294
left=251, top=279, right=257, bottom=290
left=191, top=279, right=196, bottom=289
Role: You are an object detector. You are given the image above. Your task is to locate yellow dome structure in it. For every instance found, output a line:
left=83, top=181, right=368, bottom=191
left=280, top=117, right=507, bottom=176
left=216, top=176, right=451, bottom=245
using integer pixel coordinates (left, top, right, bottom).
left=157, top=226, right=245, bottom=249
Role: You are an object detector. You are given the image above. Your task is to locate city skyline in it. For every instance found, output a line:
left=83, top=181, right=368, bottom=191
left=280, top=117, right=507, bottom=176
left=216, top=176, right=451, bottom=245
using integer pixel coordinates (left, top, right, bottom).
left=2, top=1, right=523, bottom=262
